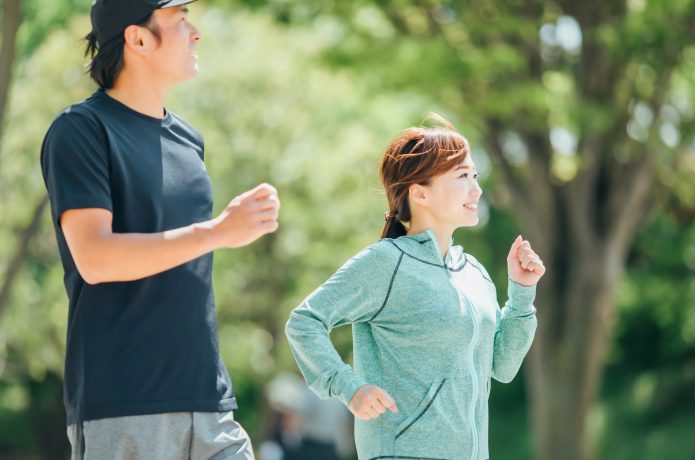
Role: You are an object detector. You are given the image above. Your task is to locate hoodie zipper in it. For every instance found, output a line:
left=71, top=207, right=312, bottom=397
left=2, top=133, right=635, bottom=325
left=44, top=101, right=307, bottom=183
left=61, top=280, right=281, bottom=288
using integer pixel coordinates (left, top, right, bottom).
left=426, top=230, right=480, bottom=460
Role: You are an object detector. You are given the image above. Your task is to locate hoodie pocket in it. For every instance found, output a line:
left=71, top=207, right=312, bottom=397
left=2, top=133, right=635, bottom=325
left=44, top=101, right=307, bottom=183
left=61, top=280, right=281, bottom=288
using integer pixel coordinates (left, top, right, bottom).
left=393, top=377, right=471, bottom=458
left=395, top=378, right=447, bottom=440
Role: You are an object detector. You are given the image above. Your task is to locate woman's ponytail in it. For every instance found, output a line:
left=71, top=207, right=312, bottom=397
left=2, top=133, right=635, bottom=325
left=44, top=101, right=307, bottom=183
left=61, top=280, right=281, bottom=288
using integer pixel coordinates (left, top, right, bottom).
left=381, top=210, right=408, bottom=239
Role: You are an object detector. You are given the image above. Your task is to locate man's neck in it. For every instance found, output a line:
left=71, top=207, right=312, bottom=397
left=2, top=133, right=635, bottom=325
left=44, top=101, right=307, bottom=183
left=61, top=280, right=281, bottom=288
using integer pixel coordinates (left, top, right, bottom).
left=106, top=71, right=171, bottom=119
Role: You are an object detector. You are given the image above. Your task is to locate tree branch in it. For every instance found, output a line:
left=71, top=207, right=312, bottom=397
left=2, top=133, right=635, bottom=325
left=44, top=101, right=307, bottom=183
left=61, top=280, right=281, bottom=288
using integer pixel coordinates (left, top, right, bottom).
left=0, top=195, right=49, bottom=320
left=606, top=151, right=655, bottom=257
left=0, top=0, right=22, bottom=146
left=604, top=64, right=673, bottom=251
left=373, top=0, right=415, bottom=35
left=483, top=119, right=552, bottom=242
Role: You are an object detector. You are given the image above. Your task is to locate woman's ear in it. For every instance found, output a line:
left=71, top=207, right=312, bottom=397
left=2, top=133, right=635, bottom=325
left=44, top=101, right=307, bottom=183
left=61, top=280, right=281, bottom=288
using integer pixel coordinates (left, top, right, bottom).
left=408, top=184, right=428, bottom=207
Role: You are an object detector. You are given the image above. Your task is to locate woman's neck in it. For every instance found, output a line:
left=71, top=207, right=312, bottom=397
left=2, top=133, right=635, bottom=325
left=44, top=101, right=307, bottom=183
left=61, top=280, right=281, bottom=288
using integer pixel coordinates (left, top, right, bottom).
left=407, top=219, right=453, bottom=259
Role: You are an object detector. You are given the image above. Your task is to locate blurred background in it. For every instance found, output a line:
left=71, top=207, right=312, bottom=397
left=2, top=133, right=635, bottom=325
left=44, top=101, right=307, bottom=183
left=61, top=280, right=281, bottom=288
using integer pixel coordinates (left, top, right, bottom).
left=0, top=1, right=694, bottom=459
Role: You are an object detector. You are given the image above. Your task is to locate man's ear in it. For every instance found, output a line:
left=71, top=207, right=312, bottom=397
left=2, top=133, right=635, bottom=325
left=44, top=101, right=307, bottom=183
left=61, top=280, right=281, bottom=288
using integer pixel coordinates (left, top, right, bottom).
left=408, top=183, right=428, bottom=207
left=123, top=24, right=156, bottom=54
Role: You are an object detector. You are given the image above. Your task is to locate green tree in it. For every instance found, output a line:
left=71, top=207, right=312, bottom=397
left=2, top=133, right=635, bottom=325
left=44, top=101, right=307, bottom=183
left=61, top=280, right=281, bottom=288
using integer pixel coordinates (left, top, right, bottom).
left=234, top=1, right=695, bottom=459
left=1, top=2, right=694, bottom=459
left=596, top=177, right=695, bottom=460
left=0, top=0, right=90, bottom=326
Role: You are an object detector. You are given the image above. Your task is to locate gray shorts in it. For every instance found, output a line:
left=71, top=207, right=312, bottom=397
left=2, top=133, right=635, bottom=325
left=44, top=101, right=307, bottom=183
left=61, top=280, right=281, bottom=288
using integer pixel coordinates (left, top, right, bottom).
left=67, top=411, right=254, bottom=460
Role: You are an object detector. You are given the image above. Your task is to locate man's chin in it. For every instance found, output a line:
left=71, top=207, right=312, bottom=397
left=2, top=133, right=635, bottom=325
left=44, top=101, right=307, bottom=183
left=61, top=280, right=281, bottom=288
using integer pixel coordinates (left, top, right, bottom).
left=177, top=67, right=200, bottom=84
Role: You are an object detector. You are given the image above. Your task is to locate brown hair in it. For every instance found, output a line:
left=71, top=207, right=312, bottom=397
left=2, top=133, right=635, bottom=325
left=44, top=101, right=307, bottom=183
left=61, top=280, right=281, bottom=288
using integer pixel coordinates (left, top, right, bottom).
left=380, top=114, right=471, bottom=239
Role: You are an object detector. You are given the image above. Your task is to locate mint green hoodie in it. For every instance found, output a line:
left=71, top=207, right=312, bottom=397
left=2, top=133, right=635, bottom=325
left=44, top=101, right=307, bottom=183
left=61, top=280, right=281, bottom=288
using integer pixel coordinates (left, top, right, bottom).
left=285, top=230, right=537, bottom=460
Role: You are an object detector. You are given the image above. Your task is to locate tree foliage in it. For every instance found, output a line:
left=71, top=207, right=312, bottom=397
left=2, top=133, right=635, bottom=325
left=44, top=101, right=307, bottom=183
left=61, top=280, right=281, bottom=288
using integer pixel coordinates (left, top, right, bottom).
left=0, top=2, right=693, bottom=459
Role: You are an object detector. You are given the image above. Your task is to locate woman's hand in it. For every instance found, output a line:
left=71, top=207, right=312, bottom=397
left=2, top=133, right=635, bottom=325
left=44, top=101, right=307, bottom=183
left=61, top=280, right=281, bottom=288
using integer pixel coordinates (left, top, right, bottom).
left=348, top=384, right=398, bottom=420
left=507, top=235, right=546, bottom=287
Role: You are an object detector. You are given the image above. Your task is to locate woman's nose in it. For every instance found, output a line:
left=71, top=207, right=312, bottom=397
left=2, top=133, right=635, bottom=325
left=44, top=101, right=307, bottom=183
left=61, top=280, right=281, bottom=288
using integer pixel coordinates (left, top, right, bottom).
left=471, top=181, right=482, bottom=197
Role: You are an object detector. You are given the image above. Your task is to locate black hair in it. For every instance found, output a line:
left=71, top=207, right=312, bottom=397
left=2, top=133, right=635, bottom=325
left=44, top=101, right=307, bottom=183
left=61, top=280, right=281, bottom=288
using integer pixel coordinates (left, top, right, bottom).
left=84, top=13, right=157, bottom=89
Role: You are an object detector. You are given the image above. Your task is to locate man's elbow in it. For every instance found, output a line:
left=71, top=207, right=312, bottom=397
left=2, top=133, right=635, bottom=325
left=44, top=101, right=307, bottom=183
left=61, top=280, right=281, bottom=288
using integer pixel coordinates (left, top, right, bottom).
left=71, top=246, right=114, bottom=284
left=61, top=208, right=116, bottom=284
left=74, top=257, right=108, bottom=285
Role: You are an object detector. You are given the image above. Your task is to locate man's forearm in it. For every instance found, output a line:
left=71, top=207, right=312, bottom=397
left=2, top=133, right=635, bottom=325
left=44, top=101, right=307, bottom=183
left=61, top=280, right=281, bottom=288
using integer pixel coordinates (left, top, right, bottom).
left=62, top=184, right=280, bottom=284
left=75, top=219, right=220, bottom=284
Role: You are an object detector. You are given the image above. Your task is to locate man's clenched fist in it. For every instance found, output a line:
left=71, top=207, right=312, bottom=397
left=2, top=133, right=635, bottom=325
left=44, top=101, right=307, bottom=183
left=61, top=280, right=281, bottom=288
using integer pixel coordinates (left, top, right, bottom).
left=213, top=183, right=280, bottom=248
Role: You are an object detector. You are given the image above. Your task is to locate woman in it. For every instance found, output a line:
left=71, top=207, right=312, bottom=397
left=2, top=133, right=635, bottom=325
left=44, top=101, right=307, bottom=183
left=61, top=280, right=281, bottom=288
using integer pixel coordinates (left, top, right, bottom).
left=285, top=116, right=545, bottom=460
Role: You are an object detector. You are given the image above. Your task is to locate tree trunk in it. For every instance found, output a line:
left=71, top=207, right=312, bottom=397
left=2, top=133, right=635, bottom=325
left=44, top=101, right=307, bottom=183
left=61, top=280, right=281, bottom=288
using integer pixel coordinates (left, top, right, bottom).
left=0, top=0, right=22, bottom=145
left=527, top=255, right=623, bottom=460
left=520, top=169, right=649, bottom=460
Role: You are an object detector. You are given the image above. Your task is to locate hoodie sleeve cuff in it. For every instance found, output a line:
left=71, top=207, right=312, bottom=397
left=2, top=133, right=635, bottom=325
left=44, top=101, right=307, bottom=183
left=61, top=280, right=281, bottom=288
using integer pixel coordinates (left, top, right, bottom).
left=507, top=279, right=537, bottom=314
left=330, top=367, right=367, bottom=407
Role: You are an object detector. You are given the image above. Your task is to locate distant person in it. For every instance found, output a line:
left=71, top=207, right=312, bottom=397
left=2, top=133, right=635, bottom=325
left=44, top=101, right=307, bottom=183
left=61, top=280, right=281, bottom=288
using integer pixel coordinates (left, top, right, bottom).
left=40, top=1, right=280, bottom=458
left=285, top=115, right=544, bottom=459
left=260, top=373, right=355, bottom=460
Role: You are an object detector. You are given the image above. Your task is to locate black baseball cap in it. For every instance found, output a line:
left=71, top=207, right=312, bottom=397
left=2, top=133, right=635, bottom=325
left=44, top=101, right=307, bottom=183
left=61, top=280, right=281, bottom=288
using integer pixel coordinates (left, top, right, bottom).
left=91, top=0, right=197, bottom=45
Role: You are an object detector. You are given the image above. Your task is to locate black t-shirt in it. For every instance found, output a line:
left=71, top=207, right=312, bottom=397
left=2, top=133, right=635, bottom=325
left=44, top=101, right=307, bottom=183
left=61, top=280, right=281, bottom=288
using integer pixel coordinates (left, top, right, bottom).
left=40, top=89, right=237, bottom=424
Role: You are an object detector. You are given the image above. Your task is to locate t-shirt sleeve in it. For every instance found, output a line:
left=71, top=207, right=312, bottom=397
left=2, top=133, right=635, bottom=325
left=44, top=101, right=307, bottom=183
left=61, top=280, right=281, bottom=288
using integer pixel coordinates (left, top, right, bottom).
left=40, top=110, right=113, bottom=227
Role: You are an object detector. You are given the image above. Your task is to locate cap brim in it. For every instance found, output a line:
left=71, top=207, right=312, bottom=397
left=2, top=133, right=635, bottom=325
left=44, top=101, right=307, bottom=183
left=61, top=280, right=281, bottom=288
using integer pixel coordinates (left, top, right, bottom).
left=160, top=0, right=197, bottom=9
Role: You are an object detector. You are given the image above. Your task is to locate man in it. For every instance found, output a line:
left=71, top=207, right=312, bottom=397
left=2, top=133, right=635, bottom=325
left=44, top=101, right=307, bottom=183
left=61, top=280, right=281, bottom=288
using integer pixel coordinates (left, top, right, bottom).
left=40, top=1, right=279, bottom=458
